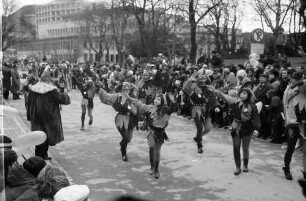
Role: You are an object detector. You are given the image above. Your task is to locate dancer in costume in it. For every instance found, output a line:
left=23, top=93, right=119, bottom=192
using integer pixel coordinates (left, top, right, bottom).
left=126, top=93, right=176, bottom=179
left=75, top=76, right=98, bottom=130
left=214, top=87, right=260, bottom=175
left=183, top=73, right=220, bottom=153
left=97, top=82, right=138, bottom=161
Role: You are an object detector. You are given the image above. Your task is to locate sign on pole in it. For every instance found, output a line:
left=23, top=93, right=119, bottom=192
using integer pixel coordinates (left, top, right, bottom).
left=250, top=28, right=265, bottom=55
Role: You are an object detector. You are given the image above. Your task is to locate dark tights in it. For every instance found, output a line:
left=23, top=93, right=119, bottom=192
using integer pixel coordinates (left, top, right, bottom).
left=232, top=133, right=252, bottom=168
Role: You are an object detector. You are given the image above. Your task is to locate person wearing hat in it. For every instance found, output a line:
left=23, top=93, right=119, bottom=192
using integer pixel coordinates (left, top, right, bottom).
left=54, top=185, right=90, bottom=201
left=97, top=81, right=138, bottom=161
left=183, top=72, right=220, bottom=154
left=214, top=87, right=260, bottom=175
left=282, top=72, right=306, bottom=180
left=27, top=71, right=71, bottom=160
left=253, top=73, right=273, bottom=139
left=125, top=92, right=176, bottom=179
left=5, top=156, right=46, bottom=201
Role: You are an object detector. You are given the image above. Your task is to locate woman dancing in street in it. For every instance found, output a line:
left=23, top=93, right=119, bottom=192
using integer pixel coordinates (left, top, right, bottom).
left=97, top=82, right=138, bottom=161
left=215, top=87, right=260, bottom=175
left=126, top=92, right=176, bottom=179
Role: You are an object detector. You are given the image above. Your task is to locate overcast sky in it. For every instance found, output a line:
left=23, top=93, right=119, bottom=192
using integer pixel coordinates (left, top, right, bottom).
left=15, top=0, right=284, bottom=33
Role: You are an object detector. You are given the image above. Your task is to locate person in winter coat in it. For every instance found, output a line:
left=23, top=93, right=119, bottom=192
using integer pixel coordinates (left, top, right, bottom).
left=215, top=88, right=260, bottom=175
left=15, top=164, right=70, bottom=201
left=2, top=62, right=12, bottom=99
left=27, top=71, right=71, bottom=160
left=11, top=64, right=21, bottom=100
left=5, top=156, right=46, bottom=201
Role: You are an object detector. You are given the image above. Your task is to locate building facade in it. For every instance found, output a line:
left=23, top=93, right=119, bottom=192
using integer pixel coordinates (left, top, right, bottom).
left=14, top=0, right=120, bottom=63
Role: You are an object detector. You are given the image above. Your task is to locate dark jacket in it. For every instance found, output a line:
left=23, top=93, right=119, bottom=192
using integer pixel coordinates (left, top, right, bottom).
left=2, top=65, right=12, bottom=90
left=15, top=187, right=42, bottom=201
left=254, top=82, right=273, bottom=104
left=11, top=68, right=20, bottom=93
left=27, top=82, right=70, bottom=146
left=230, top=101, right=261, bottom=135
left=5, top=163, right=36, bottom=201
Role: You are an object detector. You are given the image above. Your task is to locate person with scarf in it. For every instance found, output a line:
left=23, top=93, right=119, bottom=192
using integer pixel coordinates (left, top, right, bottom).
left=97, top=82, right=138, bottom=161
left=183, top=73, right=220, bottom=154
left=282, top=72, right=306, bottom=180
left=126, top=93, right=176, bottom=179
left=214, top=87, right=260, bottom=175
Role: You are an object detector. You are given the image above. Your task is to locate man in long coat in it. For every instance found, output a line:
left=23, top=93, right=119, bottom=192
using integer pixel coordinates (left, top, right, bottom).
left=27, top=71, right=70, bottom=160
left=2, top=63, right=12, bottom=99
left=11, top=64, right=21, bottom=100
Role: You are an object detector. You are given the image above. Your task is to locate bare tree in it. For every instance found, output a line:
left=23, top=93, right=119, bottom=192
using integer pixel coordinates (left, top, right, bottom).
left=177, top=0, right=223, bottom=64
left=251, top=0, right=294, bottom=55
left=2, top=0, right=17, bottom=51
left=109, top=0, right=130, bottom=63
left=123, top=0, right=180, bottom=60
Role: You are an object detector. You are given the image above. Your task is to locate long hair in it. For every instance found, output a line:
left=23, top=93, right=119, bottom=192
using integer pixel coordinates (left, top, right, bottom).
left=35, top=164, right=70, bottom=199
left=155, top=93, right=166, bottom=116
left=238, top=88, right=255, bottom=104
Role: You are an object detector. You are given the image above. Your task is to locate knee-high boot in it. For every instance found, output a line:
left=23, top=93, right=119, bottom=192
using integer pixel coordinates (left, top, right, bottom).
left=120, top=140, right=128, bottom=161
left=149, top=148, right=154, bottom=175
left=81, top=113, right=85, bottom=130
left=154, top=160, right=160, bottom=179
left=243, top=158, right=249, bottom=172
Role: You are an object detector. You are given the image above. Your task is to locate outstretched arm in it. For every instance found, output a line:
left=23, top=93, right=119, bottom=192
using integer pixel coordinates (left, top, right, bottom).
left=125, top=92, right=151, bottom=115
left=97, top=87, right=118, bottom=105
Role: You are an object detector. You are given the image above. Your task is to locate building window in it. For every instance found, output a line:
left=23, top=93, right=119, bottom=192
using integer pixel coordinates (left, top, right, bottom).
left=71, top=10, right=75, bottom=14
left=89, top=53, right=93, bottom=61
left=66, top=10, right=70, bottom=14
left=116, top=54, right=119, bottom=62
left=110, top=54, right=114, bottom=62
left=83, top=40, right=87, bottom=49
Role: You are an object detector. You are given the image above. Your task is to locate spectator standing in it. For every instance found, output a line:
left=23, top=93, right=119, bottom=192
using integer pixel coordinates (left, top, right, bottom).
left=253, top=73, right=273, bottom=139
left=277, top=68, right=290, bottom=99
left=2, top=63, right=12, bottom=99
left=27, top=71, right=71, bottom=160
left=11, top=64, right=21, bottom=100
left=210, top=50, right=223, bottom=68
left=275, top=27, right=287, bottom=57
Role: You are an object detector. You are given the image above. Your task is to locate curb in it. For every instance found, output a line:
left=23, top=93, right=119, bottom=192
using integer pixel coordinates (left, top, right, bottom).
left=3, top=99, right=79, bottom=187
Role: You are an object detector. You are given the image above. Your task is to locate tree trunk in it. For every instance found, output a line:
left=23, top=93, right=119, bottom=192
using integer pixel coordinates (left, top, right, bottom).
left=189, top=0, right=197, bottom=64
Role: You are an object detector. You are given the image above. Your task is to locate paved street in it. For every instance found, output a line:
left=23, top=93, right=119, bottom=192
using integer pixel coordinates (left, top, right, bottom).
left=4, top=90, right=305, bottom=201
